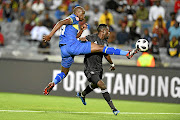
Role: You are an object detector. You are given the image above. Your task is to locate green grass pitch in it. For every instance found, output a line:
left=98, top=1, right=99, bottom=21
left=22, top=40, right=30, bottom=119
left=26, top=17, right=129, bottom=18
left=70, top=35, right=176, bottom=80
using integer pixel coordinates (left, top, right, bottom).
left=0, top=92, right=180, bottom=120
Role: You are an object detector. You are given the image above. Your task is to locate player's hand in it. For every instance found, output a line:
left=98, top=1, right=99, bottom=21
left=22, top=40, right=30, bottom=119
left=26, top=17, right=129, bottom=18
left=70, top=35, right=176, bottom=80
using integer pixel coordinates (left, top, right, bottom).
left=109, top=66, right=115, bottom=71
left=79, top=37, right=88, bottom=42
left=80, top=23, right=88, bottom=31
left=109, top=64, right=115, bottom=71
left=43, top=35, right=51, bottom=42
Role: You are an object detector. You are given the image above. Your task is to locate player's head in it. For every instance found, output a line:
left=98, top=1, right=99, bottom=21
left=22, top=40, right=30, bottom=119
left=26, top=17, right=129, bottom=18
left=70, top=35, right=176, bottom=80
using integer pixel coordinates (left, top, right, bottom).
left=97, top=24, right=110, bottom=39
left=73, top=6, right=85, bottom=21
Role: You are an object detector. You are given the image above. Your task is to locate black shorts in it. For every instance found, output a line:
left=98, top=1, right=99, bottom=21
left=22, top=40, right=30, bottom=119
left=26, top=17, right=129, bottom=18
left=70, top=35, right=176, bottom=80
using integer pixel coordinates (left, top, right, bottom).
left=84, top=70, right=103, bottom=84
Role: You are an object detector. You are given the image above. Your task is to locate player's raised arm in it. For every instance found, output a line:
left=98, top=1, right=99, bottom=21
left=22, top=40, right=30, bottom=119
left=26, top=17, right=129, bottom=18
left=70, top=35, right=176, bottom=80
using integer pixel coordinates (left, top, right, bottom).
left=43, top=18, right=72, bottom=42
left=104, top=54, right=115, bottom=71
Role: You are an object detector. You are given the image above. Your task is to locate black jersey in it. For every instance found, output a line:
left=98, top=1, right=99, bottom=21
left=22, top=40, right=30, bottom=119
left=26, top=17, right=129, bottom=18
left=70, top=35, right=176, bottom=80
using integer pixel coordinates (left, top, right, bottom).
left=84, top=34, right=108, bottom=73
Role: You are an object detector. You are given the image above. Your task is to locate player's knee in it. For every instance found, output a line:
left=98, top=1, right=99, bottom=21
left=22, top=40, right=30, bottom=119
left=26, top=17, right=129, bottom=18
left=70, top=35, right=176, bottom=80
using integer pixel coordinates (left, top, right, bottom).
left=97, top=81, right=107, bottom=90
left=100, top=85, right=107, bottom=90
left=93, top=45, right=104, bottom=52
left=96, top=45, right=104, bottom=52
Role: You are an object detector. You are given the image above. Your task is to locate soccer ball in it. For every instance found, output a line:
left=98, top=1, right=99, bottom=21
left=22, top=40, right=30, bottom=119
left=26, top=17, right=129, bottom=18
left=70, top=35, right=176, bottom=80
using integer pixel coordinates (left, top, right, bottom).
left=135, top=39, right=149, bottom=52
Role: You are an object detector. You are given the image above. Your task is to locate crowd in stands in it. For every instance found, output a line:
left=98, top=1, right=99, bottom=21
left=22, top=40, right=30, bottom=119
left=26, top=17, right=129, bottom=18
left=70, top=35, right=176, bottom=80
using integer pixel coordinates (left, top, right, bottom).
left=0, top=0, right=180, bottom=58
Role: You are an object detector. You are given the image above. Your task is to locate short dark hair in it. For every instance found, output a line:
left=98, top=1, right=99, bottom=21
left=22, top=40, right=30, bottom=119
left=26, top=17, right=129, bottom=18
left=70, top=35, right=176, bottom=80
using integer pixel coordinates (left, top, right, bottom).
left=97, top=24, right=108, bottom=32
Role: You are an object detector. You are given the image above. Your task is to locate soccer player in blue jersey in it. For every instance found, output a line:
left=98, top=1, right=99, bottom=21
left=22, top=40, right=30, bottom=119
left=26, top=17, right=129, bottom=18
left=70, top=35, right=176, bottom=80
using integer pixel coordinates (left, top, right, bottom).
left=43, top=6, right=139, bottom=97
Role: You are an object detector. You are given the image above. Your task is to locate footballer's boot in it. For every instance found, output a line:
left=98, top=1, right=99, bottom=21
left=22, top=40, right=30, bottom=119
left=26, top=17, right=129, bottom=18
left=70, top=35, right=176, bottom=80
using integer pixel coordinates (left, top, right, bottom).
left=126, top=48, right=140, bottom=59
left=43, top=82, right=55, bottom=95
left=112, top=109, right=120, bottom=116
left=76, top=92, right=86, bottom=105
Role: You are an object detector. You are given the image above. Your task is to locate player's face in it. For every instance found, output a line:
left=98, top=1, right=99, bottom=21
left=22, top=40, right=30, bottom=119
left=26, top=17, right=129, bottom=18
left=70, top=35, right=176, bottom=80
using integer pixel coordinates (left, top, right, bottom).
left=104, top=27, right=110, bottom=39
left=78, top=10, right=85, bottom=21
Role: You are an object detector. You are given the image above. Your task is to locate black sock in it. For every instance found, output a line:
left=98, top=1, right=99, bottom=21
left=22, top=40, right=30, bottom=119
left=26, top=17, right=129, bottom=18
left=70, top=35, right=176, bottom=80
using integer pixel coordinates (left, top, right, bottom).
left=82, top=84, right=93, bottom=97
left=102, top=89, right=117, bottom=111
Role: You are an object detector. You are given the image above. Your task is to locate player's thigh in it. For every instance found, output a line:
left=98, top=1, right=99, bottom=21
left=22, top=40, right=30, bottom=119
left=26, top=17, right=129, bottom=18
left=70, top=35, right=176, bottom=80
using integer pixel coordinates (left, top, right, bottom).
left=60, top=45, right=71, bottom=58
left=68, top=41, right=91, bottom=55
left=89, top=74, right=101, bottom=85
left=91, top=42, right=104, bottom=53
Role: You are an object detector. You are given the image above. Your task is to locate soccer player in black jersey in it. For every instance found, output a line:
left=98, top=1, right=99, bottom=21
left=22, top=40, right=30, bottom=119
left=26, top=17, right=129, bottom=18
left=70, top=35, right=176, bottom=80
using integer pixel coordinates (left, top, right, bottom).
left=77, top=24, right=120, bottom=115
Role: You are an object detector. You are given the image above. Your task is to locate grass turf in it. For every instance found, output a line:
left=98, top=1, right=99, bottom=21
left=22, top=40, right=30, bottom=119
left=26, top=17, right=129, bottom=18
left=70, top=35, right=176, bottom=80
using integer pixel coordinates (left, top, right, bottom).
left=0, top=92, right=180, bottom=120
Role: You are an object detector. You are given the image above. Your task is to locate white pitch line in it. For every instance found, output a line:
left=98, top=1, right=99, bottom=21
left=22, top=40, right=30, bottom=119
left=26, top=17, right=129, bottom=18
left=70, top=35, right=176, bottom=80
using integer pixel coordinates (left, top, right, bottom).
left=0, top=110, right=44, bottom=113
left=0, top=110, right=180, bottom=115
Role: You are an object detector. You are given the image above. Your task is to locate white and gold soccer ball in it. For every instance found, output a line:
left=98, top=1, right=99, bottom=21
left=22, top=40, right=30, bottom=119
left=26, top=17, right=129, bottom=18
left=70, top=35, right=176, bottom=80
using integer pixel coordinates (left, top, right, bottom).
left=135, top=39, right=149, bottom=52
left=136, top=39, right=149, bottom=52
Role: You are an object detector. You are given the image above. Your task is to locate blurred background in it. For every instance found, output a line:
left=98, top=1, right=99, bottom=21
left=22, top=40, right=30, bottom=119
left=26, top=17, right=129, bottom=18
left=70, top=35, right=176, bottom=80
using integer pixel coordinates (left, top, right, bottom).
left=0, top=0, right=180, bottom=68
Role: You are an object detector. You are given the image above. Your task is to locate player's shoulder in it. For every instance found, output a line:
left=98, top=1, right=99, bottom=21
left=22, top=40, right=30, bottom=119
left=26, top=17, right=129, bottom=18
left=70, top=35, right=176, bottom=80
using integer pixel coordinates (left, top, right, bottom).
left=66, top=14, right=79, bottom=24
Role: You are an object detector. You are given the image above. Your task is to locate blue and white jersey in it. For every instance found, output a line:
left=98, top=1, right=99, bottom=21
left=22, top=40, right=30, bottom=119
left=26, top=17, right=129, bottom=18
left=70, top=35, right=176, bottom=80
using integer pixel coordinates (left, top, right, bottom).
left=59, top=14, right=80, bottom=44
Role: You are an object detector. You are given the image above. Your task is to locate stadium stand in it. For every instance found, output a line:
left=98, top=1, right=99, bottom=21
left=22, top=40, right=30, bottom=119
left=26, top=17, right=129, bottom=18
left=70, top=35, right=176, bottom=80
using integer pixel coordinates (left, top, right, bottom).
left=0, top=0, right=179, bottom=68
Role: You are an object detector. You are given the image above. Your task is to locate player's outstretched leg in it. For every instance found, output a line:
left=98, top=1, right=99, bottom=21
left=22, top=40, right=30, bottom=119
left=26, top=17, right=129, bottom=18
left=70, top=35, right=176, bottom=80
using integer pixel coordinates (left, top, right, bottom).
left=126, top=48, right=140, bottom=59
left=102, top=46, right=139, bottom=59
left=90, top=42, right=139, bottom=59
